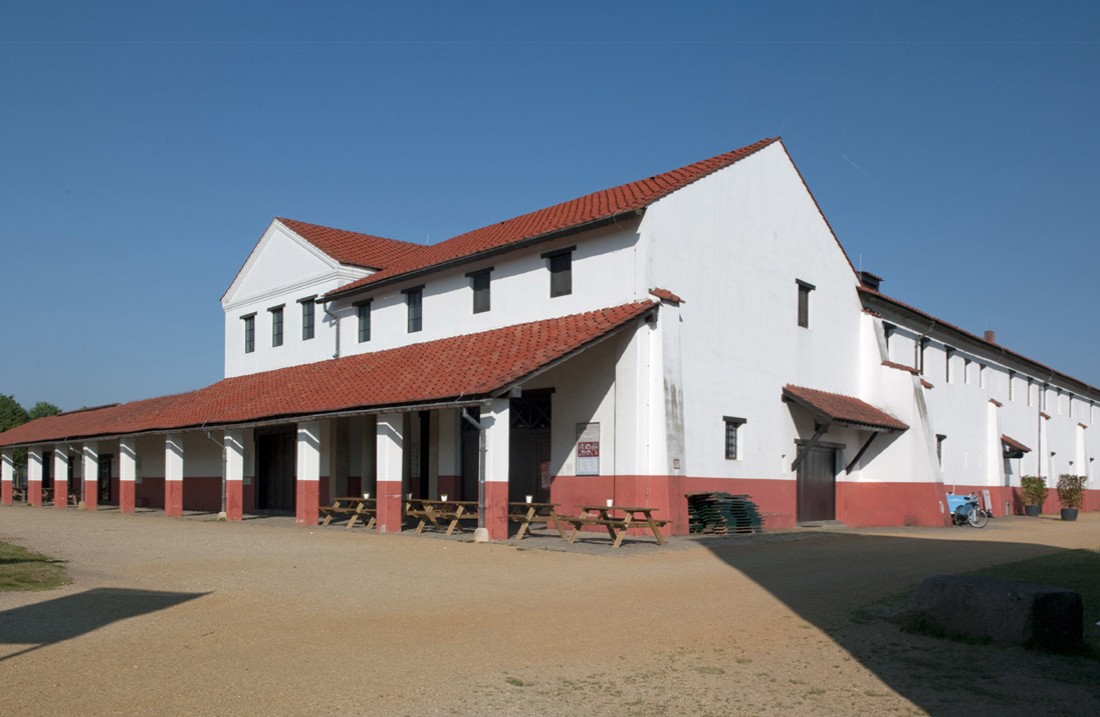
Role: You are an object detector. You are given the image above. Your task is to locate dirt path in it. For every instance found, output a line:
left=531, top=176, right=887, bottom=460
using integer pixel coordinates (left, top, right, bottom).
left=1, top=507, right=1098, bottom=716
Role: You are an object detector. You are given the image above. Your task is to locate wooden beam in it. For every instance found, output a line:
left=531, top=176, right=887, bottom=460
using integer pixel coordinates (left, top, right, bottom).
left=845, top=432, right=879, bottom=474
left=791, top=424, right=828, bottom=472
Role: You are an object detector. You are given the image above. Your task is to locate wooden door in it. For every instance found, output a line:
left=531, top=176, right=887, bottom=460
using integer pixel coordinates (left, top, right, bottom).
left=797, top=445, right=837, bottom=522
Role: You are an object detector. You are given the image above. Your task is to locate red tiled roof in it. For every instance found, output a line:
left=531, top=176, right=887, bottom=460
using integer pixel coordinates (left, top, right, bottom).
left=1000, top=434, right=1031, bottom=453
left=649, top=287, right=685, bottom=304
left=0, top=302, right=656, bottom=448
left=277, top=217, right=425, bottom=270
left=325, top=138, right=781, bottom=298
left=783, top=384, right=908, bottom=432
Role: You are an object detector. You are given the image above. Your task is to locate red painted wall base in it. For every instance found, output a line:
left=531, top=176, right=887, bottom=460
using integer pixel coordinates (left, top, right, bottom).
left=119, top=481, right=135, bottom=513
left=225, top=480, right=243, bottom=521
left=28, top=480, right=42, bottom=507
left=83, top=479, right=98, bottom=510
left=1, top=482, right=11, bottom=505
left=165, top=481, right=183, bottom=517
left=296, top=481, right=319, bottom=526
left=376, top=480, right=403, bottom=533
left=485, top=482, right=508, bottom=540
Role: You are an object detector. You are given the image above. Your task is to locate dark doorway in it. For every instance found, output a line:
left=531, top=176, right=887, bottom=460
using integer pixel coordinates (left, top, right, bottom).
left=417, top=411, right=430, bottom=498
left=98, top=454, right=113, bottom=503
left=509, top=392, right=552, bottom=503
left=796, top=443, right=838, bottom=522
left=256, top=428, right=296, bottom=512
left=460, top=407, right=480, bottom=502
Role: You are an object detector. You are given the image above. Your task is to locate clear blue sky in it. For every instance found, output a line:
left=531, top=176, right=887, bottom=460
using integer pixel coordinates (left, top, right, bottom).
left=2, top=1, right=1098, bottom=410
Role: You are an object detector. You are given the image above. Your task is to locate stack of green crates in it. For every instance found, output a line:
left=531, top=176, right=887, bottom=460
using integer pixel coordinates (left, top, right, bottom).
left=686, top=492, right=764, bottom=535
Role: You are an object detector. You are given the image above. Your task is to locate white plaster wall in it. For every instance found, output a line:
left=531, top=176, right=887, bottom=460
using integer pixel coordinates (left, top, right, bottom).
left=222, top=222, right=371, bottom=377
left=328, top=222, right=644, bottom=356
left=642, top=142, right=866, bottom=481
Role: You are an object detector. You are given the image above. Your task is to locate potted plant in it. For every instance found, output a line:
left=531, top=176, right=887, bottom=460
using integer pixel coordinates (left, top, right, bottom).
left=1056, top=474, right=1086, bottom=521
left=1020, top=475, right=1046, bottom=516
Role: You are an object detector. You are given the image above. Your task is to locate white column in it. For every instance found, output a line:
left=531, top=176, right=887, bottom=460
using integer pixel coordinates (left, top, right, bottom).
left=82, top=442, right=99, bottom=507
left=375, top=413, right=404, bottom=532
left=1, top=449, right=13, bottom=503
left=165, top=434, right=184, bottom=516
left=483, top=398, right=511, bottom=539
left=53, top=448, right=70, bottom=507
left=120, top=437, right=137, bottom=513
left=224, top=429, right=245, bottom=520
left=296, top=420, right=322, bottom=526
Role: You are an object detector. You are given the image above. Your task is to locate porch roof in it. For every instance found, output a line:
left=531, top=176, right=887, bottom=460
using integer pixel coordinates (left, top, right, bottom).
left=1001, top=433, right=1032, bottom=454
left=782, top=384, right=909, bottom=432
left=0, top=301, right=656, bottom=448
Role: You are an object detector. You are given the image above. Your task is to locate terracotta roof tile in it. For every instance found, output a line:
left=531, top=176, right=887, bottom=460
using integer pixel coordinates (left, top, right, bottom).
left=277, top=217, right=425, bottom=270
left=1001, top=434, right=1031, bottom=453
left=783, top=384, right=908, bottom=432
left=326, top=138, right=780, bottom=298
left=649, top=287, right=685, bottom=304
left=0, top=302, right=655, bottom=447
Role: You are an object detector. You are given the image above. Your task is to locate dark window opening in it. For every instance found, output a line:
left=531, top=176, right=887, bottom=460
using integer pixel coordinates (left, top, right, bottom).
left=796, top=279, right=815, bottom=328
left=243, top=314, right=255, bottom=354
left=468, top=268, right=492, bottom=313
left=269, top=306, right=284, bottom=347
left=542, top=247, right=575, bottom=298
left=356, top=301, right=371, bottom=343
left=724, top=416, right=746, bottom=460
left=404, top=287, right=423, bottom=333
left=301, top=298, right=315, bottom=341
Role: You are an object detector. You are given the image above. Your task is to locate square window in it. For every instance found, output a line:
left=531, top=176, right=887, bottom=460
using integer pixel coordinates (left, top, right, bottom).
left=242, top=314, right=255, bottom=354
left=301, top=298, right=315, bottom=341
left=269, top=306, right=284, bottom=347
left=796, top=279, right=815, bottom=328
left=469, top=269, right=491, bottom=313
left=724, top=416, right=746, bottom=460
left=542, top=247, right=574, bottom=297
left=356, top=301, right=371, bottom=343
left=404, top=287, right=423, bottom=333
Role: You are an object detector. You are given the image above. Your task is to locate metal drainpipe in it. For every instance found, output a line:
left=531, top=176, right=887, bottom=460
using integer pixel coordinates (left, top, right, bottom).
left=322, top=298, right=340, bottom=359
left=461, top=407, right=487, bottom=529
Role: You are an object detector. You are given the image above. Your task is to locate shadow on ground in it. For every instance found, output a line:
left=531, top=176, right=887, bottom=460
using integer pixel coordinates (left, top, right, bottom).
left=0, top=587, right=208, bottom=661
left=703, top=527, right=1100, bottom=714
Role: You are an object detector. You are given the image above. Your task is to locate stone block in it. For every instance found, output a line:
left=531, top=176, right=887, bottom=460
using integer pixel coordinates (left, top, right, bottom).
left=904, top=574, right=1083, bottom=652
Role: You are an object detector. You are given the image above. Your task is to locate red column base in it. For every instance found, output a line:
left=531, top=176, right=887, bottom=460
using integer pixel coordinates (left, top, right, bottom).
left=376, top=480, right=404, bottom=533
left=83, top=479, right=97, bottom=510
left=55, top=486, right=68, bottom=509
left=485, top=482, right=509, bottom=540
left=28, top=481, right=42, bottom=506
left=1, top=482, right=11, bottom=505
left=295, top=480, right=319, bottom=526
left=119, top=481, right=135, bottom=513
left=164, top=481, right=183, bottom=517
left=225, top=480, right=243, bottom=521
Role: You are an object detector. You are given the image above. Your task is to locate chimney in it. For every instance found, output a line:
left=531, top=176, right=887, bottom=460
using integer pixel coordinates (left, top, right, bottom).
left=984, top=330, right=996, bottom=344
left=858, top=271, right=882, bottom=291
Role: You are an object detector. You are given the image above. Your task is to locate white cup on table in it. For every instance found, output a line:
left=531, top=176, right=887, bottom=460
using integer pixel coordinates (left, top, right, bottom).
left=525, top=495, right=533, bottom=503
left=440, top=493, right=448, bottom=501
left=606, top=498, right=614, bottom=507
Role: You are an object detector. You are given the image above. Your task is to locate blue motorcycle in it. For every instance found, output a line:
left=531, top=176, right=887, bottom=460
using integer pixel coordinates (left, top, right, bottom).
left=946, top=492, right=989, bottom=528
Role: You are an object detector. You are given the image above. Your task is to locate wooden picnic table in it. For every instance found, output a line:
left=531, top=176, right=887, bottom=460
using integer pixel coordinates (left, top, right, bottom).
left=319, top=496, right=376, bottom=530
left=508, top=501, right=558, bottom=540
left=406, top=498, right=480, bottom=535
left=557, top=505, right=668, bottom=548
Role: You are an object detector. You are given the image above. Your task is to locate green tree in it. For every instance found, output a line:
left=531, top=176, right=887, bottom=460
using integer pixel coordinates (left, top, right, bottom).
left=0, top=394, right=29, bottom=432
left=27, top=402, right=61, bottom=420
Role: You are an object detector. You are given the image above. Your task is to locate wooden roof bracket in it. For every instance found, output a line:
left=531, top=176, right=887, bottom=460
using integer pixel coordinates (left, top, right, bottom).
left=791, top=422, right=829, bottom=472
left=845, top=432, right=879, bottom=474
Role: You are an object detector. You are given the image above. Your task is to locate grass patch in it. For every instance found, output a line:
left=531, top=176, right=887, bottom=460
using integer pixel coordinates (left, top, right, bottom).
left=0, top=540, right=70, bottom=592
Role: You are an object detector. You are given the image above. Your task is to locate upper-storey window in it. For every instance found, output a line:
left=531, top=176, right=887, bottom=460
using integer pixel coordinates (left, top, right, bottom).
left=468, top=268, right=492, bottom=314
left=883, top=323, right=896, bottom=358
left=724, top=416, right=746, bottom=460
left=796, top=279, right=815, bottom=328
left=404, top=286, right=423, bottom=333
left=269, top=305, right=284, bottom=347
left=300, top=297, right=316, bottom=341
left=542, top=246, right=575, bottom=297
left=242, top=314, right=256, bottom=354
left=356, top=300, right=371, bottom=343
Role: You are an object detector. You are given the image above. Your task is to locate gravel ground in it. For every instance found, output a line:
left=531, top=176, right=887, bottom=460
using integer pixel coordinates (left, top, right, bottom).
left=1, top=505, right=1099, bottom=716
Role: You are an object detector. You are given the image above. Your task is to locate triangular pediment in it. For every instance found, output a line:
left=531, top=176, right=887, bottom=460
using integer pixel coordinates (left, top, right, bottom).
left=222, top=220, right=342, bottom=306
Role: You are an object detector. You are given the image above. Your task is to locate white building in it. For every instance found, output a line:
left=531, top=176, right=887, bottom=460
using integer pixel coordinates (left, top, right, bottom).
left=2, top=138, right=1095, bottom=535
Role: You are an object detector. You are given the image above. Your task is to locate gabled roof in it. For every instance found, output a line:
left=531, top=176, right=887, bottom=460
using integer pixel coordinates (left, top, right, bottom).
left=277, top=217, right=425, bottom=270
left=0, top=302, right=656, bottom=448
left=325, top=137, right=782, bottom=299
left=783, top=384, right=908, bottom=432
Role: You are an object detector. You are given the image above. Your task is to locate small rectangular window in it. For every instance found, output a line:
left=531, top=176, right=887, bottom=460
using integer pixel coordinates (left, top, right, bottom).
left=936, top=434, right=946, bottom=466
left=356, top=301, right=371, bottom=343
left=300, top=298, right=315, bottom=341
left=796, top=279, right=815, bottom=328
left=404, top=287, right=423, bottom=333
left=882, top=323, right=896, bottom=358
left=542, top=247, right=575, bottom=297
left=468, top=268, right=492, bottom=314
left=1008, top=370, right=1016, bottom=401
left=724, top=416, right=746, bottom=460
left=945, top=347, right=955, bottom=383
left=269, top=306, right=284, bottom=347
left=242, top=314, right=255, bottom=354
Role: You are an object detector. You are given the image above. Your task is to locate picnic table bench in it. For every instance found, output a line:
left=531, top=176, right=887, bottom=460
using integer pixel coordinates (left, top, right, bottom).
left=555, top=505, right=668, bottom=548
left=508, top=501, right=558, bottom=540
left=319, top=496, right=376, bottom=530
left=406, top=499, right=480, bottom=535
